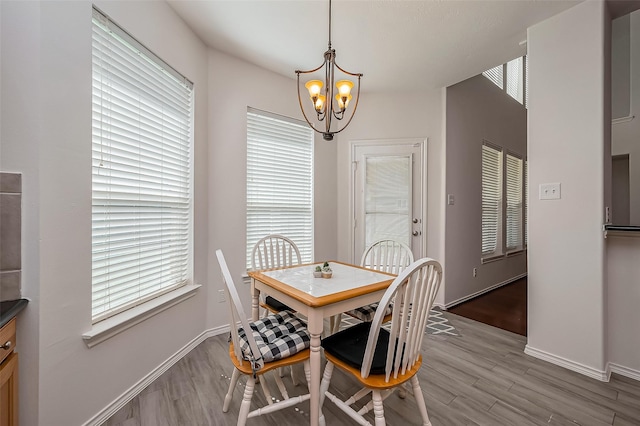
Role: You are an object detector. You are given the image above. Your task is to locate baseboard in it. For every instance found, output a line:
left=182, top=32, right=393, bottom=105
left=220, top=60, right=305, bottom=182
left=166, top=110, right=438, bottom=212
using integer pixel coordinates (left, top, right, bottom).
left=82, top=325, right=230, bottom=426
left=445, top=273, right=527, bottom=309
left=524, top=344, right=609, bottom=382
left=608, top=362, right=640, bottom=382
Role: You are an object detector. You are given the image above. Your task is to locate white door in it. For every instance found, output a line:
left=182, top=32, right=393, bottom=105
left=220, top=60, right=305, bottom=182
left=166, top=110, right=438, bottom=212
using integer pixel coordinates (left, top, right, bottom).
left=352, top=139, right=425, bottom=262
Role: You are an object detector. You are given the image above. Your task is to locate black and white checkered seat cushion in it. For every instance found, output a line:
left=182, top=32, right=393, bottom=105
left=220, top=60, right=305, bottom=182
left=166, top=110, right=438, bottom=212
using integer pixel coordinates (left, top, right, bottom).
left=238, top=311, right=311, bottom=363
left=347, top=302, right=393, bottom=322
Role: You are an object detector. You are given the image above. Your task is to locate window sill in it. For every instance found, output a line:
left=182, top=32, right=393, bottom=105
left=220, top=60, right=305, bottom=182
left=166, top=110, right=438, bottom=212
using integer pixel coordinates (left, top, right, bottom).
left=481, top=254, right=504, bottom=264
left=482, top=249, right=526, bottom=264
left=82, top=284, right=201, bottom=348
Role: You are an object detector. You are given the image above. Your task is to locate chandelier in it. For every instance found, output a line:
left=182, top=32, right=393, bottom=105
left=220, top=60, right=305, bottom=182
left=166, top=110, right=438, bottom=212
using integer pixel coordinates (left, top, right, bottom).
left=295, top=0, right=363, bottom=141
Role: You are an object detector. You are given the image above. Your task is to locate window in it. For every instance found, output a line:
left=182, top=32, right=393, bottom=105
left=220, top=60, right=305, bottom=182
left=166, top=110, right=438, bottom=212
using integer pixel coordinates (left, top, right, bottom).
left=483, top=65, right=504, bottom=90
left=482, top=143, right=502, bottom=256
left=91, top=8, right=194, bottom=323
left=482, top=56, right=528, bottom=108
left=505, top=154, right=523, bottom=250
left=482, top=142, right=526, bottom=261
left=246, top=108, right=314, bottom=269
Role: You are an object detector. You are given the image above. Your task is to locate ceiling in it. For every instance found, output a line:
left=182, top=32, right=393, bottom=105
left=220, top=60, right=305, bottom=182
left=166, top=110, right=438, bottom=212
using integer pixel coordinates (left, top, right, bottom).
left=167, top=0, right=584, bottom=93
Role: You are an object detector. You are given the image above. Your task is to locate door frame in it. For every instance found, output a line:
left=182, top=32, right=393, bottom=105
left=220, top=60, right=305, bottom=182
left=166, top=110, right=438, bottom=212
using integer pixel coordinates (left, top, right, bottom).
left=349, top=138, right=428, bottom=263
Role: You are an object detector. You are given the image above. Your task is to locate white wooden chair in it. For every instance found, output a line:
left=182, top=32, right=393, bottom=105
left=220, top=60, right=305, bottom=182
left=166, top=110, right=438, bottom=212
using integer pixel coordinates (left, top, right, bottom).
left=251, top=234, right=301, bottom=314
left=216, top=250, right=311, bottom=426
left=319, top=258, right=443, bottom=426
left=331, top=239, right=414, bottom=333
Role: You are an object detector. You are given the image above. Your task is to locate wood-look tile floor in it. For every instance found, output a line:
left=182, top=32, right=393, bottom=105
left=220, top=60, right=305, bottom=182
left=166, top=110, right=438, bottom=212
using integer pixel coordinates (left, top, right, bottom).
left=105, top=313, right=640, bottom=426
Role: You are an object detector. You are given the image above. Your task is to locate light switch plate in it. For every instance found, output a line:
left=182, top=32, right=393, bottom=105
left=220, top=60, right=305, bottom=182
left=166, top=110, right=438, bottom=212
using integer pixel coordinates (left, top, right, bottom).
left=539, top=183, right=561, bottom=200
left=447, top=194, right=455, bottom=205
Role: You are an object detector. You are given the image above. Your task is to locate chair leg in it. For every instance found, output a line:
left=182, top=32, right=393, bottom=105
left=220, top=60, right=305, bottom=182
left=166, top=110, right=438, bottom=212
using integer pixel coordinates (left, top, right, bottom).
left=223, top=368, right=241, bottom=413
left=372, top=390, right=386, bottom=426
left=330, top=313, right=342, bottom=334
left=259, top=373, right=274, bottom=405
left=410, top=376, right=432, bottom=426
left=238, top=376, right=255, bottom=426
left=318, top=361, right=331, bottom=426
left=319, top=361, right=334, bottom=411
left=303, top=359, right=311, bottom=389
left=397, top=382, right=408, bottom=399
left=290, top=365, right=298, bottom=386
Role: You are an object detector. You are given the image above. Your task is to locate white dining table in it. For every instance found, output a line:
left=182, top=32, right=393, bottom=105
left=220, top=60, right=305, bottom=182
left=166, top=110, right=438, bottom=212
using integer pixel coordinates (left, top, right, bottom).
left=248, top=261, right=395, bottom=426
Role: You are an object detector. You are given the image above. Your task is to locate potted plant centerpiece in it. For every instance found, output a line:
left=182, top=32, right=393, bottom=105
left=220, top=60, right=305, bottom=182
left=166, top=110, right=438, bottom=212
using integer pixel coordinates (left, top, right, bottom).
left=321, top=262, right=333, bottom=278
left=313, top=265, right=323, bottom=278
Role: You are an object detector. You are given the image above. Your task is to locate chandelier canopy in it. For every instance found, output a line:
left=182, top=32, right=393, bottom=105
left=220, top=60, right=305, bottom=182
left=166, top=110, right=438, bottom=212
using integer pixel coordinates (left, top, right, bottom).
left=295, top=0, right=363, bottom=141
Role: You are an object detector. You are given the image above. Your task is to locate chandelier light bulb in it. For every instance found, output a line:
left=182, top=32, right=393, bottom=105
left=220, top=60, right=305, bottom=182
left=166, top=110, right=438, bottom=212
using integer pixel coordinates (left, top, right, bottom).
left=335, top=93, right=352, bottom=110
left=305, top=80, right=324, bottom=98
left=315, top=95, right=326, bottom=112
left=336, top=80, right=353, bottom=97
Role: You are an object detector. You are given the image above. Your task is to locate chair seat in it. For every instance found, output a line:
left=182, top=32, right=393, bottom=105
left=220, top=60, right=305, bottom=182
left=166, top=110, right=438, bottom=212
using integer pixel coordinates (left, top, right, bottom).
left=324, top=349, right=422, bottom=390
left=322, top=322, right=390, bottom=375
left=345, top=302, right=393, bottom=322
left=229, top=343, right=310, bottom=376
left=238, top=310, right=310, bottom=363
left=263, top=296, right=292, bottom=312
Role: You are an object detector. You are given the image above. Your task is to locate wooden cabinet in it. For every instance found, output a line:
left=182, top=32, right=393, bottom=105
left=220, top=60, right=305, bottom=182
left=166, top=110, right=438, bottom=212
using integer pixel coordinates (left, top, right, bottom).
left=0, top=318, right=18, bottom=426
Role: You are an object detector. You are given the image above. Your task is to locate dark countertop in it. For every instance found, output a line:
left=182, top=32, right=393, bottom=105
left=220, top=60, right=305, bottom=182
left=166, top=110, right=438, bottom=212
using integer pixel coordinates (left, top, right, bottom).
left=0, top=299, right=28, bottom=328
left=604, top=225, right=640, bottom=232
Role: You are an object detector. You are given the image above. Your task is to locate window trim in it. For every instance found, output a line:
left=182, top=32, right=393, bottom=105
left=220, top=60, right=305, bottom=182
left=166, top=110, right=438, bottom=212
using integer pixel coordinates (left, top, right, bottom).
left=83, top=284, right=200, bottom=348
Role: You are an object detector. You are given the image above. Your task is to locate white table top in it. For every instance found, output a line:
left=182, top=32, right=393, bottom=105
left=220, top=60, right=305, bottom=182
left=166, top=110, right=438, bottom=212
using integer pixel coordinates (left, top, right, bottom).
left=261, top=262, right=393, bottom=298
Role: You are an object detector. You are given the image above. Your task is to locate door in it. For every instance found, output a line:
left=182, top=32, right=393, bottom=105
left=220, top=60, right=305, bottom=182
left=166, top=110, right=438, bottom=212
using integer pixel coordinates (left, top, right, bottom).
left=352, top=139, right=425, bottom=262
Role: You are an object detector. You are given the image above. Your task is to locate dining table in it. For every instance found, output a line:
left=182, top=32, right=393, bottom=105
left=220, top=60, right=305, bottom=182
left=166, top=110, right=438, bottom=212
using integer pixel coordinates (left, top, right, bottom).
left=248, top=261, right=396, bottom=426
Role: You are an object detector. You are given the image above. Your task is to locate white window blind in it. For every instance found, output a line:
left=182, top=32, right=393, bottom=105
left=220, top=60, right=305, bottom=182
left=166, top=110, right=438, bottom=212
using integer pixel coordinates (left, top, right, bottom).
left=483, top=64, right=503, bottom=90
left=364, top=156, right=411, bottom=248
left=92, top=8, right=193, bottom=323
left=506, top=57, right=524, bottom=105
left=482, top=56, right=527, bottom=107
left=524, top=55, right=529, bottom=108
left=482, top=143, right=502, bottom=255
left=506, top=154, right=523, bottom=250
left=246, top=109, right=314, bottom=269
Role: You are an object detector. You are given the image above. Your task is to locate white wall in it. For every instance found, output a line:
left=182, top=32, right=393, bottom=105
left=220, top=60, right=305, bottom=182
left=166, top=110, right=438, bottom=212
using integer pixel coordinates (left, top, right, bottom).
left=1, top=1, right=210, bottom=424
left=335, top=89, right=446, bottom=304
left=527, top=0, right=610, bottom=377
left=612, top=11, right=640, bottom=225
left=207, top=50, right=338, bottom=327
left=444, top=75, right=527, bottom=305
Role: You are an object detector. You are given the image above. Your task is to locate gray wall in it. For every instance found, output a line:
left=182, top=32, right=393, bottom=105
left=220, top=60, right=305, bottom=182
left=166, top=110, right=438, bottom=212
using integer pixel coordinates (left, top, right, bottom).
left=444, top=74, right=527, bottom=306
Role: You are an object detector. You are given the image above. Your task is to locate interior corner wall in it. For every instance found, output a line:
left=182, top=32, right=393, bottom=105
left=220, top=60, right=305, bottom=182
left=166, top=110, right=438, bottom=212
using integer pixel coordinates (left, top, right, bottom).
left=444, top=75, right=527, bottom=306
left=527, top=0, right=608, bottom=375
left=2, top=1, right=210, bottom=424
left=207, top=50, right=338, bottom=328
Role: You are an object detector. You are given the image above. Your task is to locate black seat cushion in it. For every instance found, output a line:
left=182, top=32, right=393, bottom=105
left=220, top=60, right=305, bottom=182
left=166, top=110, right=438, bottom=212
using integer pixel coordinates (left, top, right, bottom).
left=265, top=296, right=292, bottom=312
left=322, top=322, right=390, bottom=375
